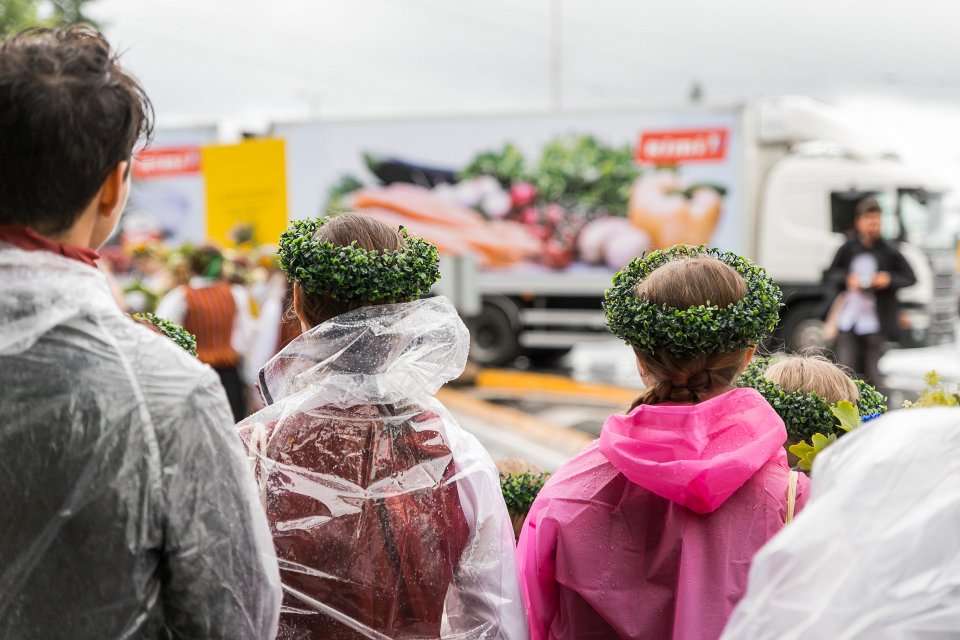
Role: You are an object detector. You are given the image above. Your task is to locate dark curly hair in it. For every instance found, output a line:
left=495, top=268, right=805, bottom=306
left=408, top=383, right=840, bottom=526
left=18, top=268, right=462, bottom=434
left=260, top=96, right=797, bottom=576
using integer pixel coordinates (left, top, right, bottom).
left=0, top=25, right=154, bottom=233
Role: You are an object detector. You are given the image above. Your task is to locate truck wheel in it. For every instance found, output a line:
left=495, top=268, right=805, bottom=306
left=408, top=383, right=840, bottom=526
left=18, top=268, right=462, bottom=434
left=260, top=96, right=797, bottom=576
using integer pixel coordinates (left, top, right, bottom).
left=466, top=298, right=521, bottom=366
left=779, top=303, right=828, bottom=352
left=523, top=347, right=573, bottom=367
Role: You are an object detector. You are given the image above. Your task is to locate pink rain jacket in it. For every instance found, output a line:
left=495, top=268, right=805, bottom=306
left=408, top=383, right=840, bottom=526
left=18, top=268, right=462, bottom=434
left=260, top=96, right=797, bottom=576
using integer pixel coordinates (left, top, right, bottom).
left=517, top=388, right=808, bottom=640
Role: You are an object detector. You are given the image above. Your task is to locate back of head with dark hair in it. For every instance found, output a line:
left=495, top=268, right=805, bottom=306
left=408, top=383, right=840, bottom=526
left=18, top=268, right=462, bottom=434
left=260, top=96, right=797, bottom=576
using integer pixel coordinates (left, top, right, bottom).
left=0, top=26, right=153, bottom=234
left=189, top=245, right=225, bottom=279
left=855, top=197, right=882, bottom=219
left=295, top=212, right=408, bottom=327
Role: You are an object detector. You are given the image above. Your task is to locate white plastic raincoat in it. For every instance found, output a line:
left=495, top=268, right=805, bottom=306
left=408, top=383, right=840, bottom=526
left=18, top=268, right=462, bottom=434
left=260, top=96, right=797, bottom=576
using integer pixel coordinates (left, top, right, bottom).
left=0, top=245, right=282, bottom=639
left=723, top=407, right=960, bottom=639
left=237, top=296, right=526, bottom=639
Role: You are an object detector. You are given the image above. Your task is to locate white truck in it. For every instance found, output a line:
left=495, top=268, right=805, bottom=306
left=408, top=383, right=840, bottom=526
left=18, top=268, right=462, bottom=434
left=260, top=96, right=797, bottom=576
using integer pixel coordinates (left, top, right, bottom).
left=133, top=98, right=957, bottom=366
left=269, top=97, right=955, bottom=365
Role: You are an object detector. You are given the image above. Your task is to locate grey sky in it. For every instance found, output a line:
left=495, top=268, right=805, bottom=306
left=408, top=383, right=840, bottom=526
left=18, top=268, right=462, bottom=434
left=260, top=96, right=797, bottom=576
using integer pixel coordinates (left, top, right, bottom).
left=89, top=0, right=960, bottom=162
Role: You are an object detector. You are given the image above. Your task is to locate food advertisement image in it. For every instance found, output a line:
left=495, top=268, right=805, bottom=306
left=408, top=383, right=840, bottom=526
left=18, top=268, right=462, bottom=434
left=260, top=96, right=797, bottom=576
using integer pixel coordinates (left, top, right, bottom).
left=306, top=114, right=742, bottom=277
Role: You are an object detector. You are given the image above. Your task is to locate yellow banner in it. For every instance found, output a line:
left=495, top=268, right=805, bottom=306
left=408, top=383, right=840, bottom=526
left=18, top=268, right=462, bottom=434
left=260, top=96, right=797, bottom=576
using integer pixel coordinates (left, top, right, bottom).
left=202, top=138, right=288, bottom=246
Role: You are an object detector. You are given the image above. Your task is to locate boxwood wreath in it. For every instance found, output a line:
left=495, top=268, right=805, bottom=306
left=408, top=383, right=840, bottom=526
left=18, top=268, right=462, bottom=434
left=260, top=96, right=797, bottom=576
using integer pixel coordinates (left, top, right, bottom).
left=132, top=312, right=198, bottom=357
left=737, top=355, right=887, bottom=442
left=603, top=245, right=782, bottom=358
left=277, top=217, right=440, bottom=302
left=500, top=470, right=551, bottom=517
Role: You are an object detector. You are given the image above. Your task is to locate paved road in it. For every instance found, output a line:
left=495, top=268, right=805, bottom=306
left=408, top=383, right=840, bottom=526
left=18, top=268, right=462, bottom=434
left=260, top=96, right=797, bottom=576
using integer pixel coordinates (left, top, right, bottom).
left=449, top=336, right=960, bottom=469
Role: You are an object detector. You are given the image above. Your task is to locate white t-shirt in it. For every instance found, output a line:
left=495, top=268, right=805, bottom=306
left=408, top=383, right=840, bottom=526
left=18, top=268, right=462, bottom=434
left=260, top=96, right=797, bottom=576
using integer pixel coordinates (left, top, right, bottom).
left=836, top=252, right=880, bottom=335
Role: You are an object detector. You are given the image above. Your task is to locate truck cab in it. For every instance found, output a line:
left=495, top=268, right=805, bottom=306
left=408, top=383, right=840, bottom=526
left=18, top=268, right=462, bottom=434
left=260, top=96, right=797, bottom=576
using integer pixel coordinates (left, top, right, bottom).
left=753, top=99, right=956, bottom=351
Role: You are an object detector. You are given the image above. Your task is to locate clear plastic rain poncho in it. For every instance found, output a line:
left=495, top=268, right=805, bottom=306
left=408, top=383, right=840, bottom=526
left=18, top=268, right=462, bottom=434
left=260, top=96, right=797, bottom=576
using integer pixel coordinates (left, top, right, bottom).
left=723, top=407, right=960, bottom=639
left=0, top=245, right=282, bottom=639
left=237, top=296, right=527, bottom=639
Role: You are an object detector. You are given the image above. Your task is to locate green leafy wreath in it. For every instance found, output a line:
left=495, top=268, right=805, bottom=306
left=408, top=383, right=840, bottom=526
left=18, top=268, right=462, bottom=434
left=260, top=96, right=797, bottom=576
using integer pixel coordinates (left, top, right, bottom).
left=738, top=356, right=887, bottom=442
left=132, top=313, right=198, bottom=357
left=277, top=217, right=440, bottom=302
left=603, top=245, right=782, bottom=358
left=499, top=471, right=551, bottom=516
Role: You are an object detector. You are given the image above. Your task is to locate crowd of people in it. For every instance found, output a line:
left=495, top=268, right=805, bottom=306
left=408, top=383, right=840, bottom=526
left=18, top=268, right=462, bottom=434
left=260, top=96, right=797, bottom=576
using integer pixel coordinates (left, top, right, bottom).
left=2, top=25, right=958, bottom=640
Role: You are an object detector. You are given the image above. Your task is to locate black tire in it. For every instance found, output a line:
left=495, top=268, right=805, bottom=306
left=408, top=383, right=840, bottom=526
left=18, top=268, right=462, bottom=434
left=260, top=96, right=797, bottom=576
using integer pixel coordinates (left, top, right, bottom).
left=465, top=298, right=521, bottom=366
left=778, top=302, right=829, bottom=353
left=522, top=347, right=573, bottom=367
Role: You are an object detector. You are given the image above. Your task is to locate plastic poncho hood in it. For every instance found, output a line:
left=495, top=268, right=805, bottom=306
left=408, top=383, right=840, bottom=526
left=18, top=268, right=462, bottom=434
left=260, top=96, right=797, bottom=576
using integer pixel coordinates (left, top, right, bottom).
left=723, top=407, right=960, bottom=639
left=258, top=296, right=467, bottom=406
left=0, top=245, right=282, bottom=639
left=239, top=296, right=527, bottom=639
left=600, top=387, right=790, bottom=513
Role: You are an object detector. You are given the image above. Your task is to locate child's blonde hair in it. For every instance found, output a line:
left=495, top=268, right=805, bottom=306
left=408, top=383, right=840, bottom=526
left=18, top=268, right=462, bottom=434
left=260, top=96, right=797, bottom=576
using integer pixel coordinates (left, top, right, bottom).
left=764, top=354, right=859, bottom=405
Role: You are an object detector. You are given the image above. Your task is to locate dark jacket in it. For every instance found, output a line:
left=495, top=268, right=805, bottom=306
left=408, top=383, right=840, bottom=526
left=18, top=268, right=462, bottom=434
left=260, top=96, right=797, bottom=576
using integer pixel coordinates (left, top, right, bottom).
left=824, top=236, right=917, bottom=339
left=0, top=245, right=282, bottom=640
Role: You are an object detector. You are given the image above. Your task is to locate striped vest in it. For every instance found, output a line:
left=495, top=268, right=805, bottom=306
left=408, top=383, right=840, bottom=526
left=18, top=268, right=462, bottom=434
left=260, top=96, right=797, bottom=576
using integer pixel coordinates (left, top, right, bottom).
left=183, top=282, right=240, bottom=368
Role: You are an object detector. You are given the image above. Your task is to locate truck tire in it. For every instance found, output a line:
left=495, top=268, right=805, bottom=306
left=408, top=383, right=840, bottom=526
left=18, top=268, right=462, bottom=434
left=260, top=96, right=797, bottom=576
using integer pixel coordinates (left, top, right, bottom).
left=523, top=347, right=573, bottom=367
left=466, top=298, right=521, bottom=366
left=779, top=302, right=828, bottom=353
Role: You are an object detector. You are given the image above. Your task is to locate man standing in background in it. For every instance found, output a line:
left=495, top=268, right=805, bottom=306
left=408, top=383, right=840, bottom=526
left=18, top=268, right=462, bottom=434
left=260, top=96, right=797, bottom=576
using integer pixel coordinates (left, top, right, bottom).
left=825, top=197, right=916, bottom=385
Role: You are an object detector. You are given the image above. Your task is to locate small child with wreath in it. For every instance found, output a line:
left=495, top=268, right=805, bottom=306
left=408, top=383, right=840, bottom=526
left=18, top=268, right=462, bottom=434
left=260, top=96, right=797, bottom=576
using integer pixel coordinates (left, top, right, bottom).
left=516, top=245, right=810, bottom=640
left=236, top=212, right=526, bottom=639
left=738, top=353, right=887, bottom=472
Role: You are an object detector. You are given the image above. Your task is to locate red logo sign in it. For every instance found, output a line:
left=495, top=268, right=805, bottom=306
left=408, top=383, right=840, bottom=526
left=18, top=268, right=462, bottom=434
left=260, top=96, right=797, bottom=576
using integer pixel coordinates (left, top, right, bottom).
left=636, top=128, right=728, bottom=164
left=133, top=147, right=202, bottom=179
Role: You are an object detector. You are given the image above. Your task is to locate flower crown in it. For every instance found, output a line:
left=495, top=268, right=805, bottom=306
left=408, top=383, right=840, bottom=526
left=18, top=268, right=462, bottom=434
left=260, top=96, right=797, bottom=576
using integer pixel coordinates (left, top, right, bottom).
left=277, top=217, right=440, bottom=302
left=132, top=312, right=198, bottom=357
left=603, top=245, right=782, bottom=358
left=738, top=355, right=887, bottom=441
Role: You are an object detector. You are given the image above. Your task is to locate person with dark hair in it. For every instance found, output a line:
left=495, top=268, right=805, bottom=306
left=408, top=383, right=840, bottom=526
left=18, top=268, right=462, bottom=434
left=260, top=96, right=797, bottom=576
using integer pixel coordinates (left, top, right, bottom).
left=239, top=212, right=526, bottom=639
left=0, top=26, right=281, bottom=639
left=824, top=196, right=916, bottom=385
left=156, top=244, right=253, bottom=421
left=517, top=246, right=808, bottom=640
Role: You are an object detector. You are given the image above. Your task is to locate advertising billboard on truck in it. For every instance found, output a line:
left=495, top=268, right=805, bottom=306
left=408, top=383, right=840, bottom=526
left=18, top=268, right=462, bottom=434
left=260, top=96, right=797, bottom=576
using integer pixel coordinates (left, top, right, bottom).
left=275, top=108, right=745, bottom=279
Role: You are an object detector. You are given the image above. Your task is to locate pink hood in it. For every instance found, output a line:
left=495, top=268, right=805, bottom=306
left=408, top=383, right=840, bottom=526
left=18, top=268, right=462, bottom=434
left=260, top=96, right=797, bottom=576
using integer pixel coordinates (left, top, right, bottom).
left=598, top=388, right=787, bottom=514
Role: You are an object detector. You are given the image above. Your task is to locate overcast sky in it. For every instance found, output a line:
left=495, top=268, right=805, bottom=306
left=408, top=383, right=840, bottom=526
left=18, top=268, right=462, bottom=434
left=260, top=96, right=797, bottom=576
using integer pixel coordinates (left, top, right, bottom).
left=89, top=0, right=960, bottom=164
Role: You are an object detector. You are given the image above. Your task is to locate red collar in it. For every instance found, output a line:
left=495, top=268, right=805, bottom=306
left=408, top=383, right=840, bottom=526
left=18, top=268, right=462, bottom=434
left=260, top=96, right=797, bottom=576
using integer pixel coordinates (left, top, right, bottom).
left=0, top=225, right=101, bottom=267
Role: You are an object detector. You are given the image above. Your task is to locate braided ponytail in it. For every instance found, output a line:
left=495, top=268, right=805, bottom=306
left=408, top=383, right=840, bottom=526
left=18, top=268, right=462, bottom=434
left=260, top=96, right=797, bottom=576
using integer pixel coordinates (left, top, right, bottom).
left=630, top=350, right=751, bottom=410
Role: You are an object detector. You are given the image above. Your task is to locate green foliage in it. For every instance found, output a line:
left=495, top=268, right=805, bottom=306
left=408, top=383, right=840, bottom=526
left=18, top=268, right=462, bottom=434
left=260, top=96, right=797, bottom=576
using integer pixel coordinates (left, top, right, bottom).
left=460, top=143, right=529, bottom=184
left=904, top=370, right=960, bottom=407
left=324, top=174, right=365, bottom=215
left=460, top=134, right=641, bottom=215
left=830, top=400, right=861, bottom=432
left=738, top=356, right=887, bottom=441
left=533, top=134, right=640, bottom=215
left=603, top=245, right=782, bottom=359
left=123, top=280, right=159, bottom=313
left=499, top=471, right=550, bottom=516
left=1, top=0, right=98, bottom=37
left=277, top=216, right=440, bottom=303
left=132, top=313, right=198, bottom=357
left=855, top=379, right=889, bottom=416
left=790, top=403, right=865, bottom=473
left=789, top=432, right=837, bottom=472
